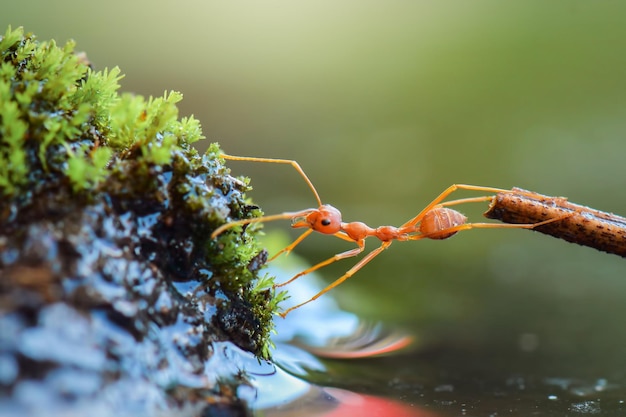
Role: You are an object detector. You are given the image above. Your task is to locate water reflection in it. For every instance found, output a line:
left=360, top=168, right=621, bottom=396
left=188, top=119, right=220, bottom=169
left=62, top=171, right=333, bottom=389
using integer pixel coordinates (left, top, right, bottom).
left=270, top=265, right=413, bottom=361
left=235, top=261, right=422, bottom=416
left=246, top=246, right=626, bottom=416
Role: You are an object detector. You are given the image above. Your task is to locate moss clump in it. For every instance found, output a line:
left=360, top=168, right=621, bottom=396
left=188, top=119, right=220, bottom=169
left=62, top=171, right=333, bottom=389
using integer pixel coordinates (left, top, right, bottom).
left=0, top=26, right=280, bottom=415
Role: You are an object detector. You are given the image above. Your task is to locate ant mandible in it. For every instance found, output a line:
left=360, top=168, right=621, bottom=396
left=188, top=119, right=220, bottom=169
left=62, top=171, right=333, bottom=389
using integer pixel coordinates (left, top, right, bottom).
left=211, top=153, right=567, bottom=318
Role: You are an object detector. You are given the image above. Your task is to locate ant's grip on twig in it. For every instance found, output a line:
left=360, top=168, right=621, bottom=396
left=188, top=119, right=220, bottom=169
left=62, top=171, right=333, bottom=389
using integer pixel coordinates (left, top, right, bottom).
left=484, top=187, right=626, bottom=258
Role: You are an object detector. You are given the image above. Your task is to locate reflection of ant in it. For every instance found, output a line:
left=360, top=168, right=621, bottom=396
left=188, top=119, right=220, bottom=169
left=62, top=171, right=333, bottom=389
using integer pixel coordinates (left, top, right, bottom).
left=211, top=153, right=570, bottom=318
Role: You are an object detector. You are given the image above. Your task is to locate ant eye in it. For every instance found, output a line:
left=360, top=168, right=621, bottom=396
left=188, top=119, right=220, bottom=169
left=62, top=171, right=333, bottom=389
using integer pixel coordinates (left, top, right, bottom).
left=321, top=218, right=331, bottom=226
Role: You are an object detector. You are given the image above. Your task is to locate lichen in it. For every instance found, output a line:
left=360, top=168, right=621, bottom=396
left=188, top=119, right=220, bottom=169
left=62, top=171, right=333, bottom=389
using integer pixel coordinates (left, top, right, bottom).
left=0, top=25, right=280, bottom=415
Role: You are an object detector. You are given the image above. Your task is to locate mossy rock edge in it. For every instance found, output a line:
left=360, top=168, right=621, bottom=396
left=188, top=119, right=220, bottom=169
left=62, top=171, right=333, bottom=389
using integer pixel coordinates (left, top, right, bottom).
left=0, top=26, right=278, bottom=416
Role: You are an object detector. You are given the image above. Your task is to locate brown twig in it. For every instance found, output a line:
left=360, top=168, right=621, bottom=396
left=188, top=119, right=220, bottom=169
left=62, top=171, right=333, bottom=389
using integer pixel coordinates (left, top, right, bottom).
left=484, top=188, right=626, bottom=258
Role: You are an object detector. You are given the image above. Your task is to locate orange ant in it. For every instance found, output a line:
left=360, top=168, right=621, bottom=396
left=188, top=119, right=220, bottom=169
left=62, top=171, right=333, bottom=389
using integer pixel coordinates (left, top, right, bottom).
left=211, top=153, right=569, bottom=318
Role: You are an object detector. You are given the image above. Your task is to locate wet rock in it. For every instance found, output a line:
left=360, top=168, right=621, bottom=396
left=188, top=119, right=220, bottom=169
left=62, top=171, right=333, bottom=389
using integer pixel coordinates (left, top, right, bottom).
left=0, top=26, right=276, bottom=417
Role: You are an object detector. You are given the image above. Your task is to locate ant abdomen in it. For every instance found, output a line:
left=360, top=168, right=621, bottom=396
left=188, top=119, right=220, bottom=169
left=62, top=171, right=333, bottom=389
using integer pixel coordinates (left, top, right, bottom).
left=420, top=207, right=468, bottom=240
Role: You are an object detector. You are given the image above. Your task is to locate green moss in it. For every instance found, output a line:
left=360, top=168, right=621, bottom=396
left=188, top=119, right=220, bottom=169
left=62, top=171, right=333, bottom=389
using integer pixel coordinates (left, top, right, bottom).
left=1, top=26, right=119, bottom=193
left=0, top=26, right=280, bottom=359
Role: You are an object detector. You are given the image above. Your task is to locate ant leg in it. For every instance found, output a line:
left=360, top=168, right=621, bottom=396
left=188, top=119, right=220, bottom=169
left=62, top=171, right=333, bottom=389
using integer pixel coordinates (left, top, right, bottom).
left=409, top=211, right=575, bottom=240
left=279, top=241, right=393, bottom=317
left=412, top=186, right=570, bottom=220
left=437, top=196, right=494, bottom=208
left=402, top=184, right=510, bottom=229
left=270, top=230, right=356, bottom=262
left=211, top=209, right=315, bottom=238
left=275, top=238, right=365, bottom=288
left=269, top=229, right=314, bottom=261
left=220, top=154, right=323, bottom=206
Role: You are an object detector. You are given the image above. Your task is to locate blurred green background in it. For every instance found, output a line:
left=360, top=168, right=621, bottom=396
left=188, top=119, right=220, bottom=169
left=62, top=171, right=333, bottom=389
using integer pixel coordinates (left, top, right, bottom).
left=5, top=2, right=626, bottom=342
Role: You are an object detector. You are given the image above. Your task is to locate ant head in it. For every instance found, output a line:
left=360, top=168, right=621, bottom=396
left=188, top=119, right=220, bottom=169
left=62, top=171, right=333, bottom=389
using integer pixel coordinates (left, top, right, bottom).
left=292, top=204, right=342, bottom=235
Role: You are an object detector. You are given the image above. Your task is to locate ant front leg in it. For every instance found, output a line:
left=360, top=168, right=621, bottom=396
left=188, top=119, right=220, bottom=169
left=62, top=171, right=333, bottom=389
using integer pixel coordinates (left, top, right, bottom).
left=269, top=229, right=314, bottom=261
left=270, top=227, right=359, bottom=262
